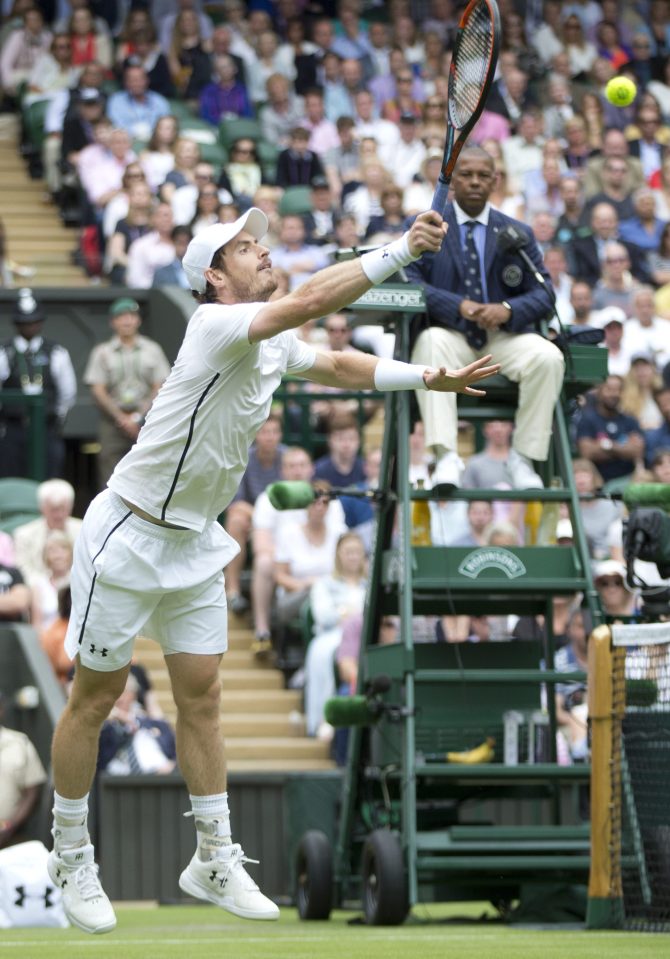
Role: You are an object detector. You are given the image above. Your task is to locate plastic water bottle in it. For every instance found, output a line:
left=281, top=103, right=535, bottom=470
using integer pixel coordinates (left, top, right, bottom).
left=537, top=477, right=561, bottom=546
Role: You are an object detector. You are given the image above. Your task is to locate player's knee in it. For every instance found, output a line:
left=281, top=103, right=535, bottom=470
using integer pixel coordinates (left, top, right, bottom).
left=174, top=674, right=222, bottom=722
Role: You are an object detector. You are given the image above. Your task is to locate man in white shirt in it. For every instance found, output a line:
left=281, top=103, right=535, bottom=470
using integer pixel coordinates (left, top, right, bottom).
left=623, top=286, right=670, bottom=369
left=352, top=89, right=399, bottom=153
left=47, top=205, right=497, bottom=937
left=380, top=113, right=426, bottom=189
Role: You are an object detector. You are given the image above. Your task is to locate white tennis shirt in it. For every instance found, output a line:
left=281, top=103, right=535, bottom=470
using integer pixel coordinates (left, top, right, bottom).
left=109, top=302, right=317, bottom=531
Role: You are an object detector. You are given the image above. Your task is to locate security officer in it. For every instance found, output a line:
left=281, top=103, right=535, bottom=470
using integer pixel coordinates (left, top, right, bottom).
left=0, top=289, right=76, bottom=479
left=83, top=297, right=171, bottom=487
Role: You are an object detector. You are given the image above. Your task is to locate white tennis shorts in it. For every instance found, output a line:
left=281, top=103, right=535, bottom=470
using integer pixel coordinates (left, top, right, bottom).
left=64, top=490, right=239, bottom=672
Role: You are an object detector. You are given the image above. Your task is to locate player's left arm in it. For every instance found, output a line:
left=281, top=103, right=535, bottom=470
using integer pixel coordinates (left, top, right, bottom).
left=299, top=350, right=501, bottom=396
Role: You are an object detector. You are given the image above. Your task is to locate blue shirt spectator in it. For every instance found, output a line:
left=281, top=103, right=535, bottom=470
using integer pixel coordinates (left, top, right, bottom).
left=644, top=386, right=670, bottom=465
left=576, top=376, right=645, bottom=482
left=107, top=64, right=169, bottom=142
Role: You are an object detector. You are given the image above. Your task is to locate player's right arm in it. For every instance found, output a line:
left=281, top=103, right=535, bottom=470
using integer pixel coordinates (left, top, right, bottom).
left=248, top=212, right=447, bottom=344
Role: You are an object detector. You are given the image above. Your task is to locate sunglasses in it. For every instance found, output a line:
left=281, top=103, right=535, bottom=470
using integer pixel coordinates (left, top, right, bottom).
left=597, top=577, right=624, bottom=587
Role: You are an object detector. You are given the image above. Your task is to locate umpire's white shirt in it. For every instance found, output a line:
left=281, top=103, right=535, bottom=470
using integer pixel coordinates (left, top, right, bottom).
left=109, top=302, right=316, bottom=532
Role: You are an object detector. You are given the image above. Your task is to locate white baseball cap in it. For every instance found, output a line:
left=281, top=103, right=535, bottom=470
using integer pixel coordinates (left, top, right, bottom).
left=182, top=207, right=268, bottom=293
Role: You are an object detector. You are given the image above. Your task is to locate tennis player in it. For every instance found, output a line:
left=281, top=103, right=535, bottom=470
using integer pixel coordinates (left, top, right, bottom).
left=47, top=207, right=500, bottom=934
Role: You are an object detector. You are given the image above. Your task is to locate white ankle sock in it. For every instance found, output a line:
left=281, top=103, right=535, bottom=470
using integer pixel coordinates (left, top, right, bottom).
left=189, top=792, right=232, bottom=861
left=53, top=792, right=90, bottom=850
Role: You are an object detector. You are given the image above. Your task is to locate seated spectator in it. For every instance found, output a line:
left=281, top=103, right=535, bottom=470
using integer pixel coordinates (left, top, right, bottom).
left=224, top=412, right=284, bottom=616
left=190, top=183, right=224, bottom=235
left=260, top=73, right=305, bottom=149
left=115, top=8, right=156, bottom=67
left=462, top=417, right=539, bottom=527
left=583, top=128, right=645, bottom=200
left=621, top=354, right=664, bottom=430
left=304, top=532, right=366, bottom=737
left=403, top=149, right=442, bottom=218
left=40, top=584, right=72, bottom=688
left=596, top=20, right=632, bottom=72
left=628, top=105, right=667, bottom=183
left=102, top=162, right=148, bottom=241
left=620, top=187, right=668, bottom=254
left=0, top=561, right=31, bottom=623
left=275, top=126, right=325, bottom=189
left=13, top=479, right=81, bottom=581
left=555, top=607, right=591, bottom=761
left=225, top=138, right=262, bottom=203
left=647, top=221, right=670, bottom=286
left=98, top=673, right=176, bottom=775
left=380, top=66, right=423, bottom=123
left=592, top=241, right=641, bottom=316
left=68, top=6, right=112, bottom=70
left=585, top=156, right=635, bottom=223
left=0, top=7, right=51, bottom=101
left=198, top=53, right=251, bottom=125
left=555, top=175, right=588, bottom=246
left=576, top=375, right=645, bottom=484
left=644, top=385, right=670, bottom=465
left=650, top=446, right=670, bottom=483
left=107, top=63, right=170, bottom=143
left=250, top=446, right=345, bottom=655
left=152, top=225, right=191, bottom=288
left=365, top=185, right=406, bottom=244
left=50, top=83, right=105, bottom=202
left=159, top=137, right=200, bottom=204
left=247, top=30, right=289, bottom=106
left=314, top=414, right=366, bottom=488
left=572, top=458, right=623, bottom=560
left=158, top=0, right=213, bottom=58
left=0, top=693, right=47, bottom=848
left=593, top=559, right=636, bottom=617
left=125, top=202, right=176, bottom=288
left=270, top=214, right=330, bottom=291
left=167, top=8, right=212, bottom=104
left=501, top=111, right=545, bottom=194
left=29, top=530, right=72, bottom=632
left=301, top=87, right=339, bottom=157
left=23, top=33, right=80, bottom=109
left=324, top=115, right=361, bottom=201
left=121, top=27, right=174, bottom=100
left=138, top=115, right=179, bottom=193
left=273, top=481, right=344, bottom=627
left=105, top=179, right=153, bottom=283
left=77, top=122, right=135, bottom=218
left=561, top=14, right=598, bottom=80
left=596, top=306, right=633, bottom=375
left=276, top=17, right=318, bottom=96
left=624, top=286, right=670, bottom=370
left=84, top=297, right=171, bottom=487
left=302, top=176, right=336, bottom=247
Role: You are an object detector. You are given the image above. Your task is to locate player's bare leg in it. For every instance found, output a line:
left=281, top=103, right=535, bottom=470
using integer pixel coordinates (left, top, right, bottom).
left=166, top=652, right=278, bottom=920
left=49, top=661, right=129, bottom=934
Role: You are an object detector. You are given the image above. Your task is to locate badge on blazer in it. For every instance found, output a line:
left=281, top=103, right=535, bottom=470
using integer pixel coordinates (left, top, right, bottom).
left=502, top=264, right=523, bottom=287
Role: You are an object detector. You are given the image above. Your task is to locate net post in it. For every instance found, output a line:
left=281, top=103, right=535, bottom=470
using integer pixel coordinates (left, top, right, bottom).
left=587, top=624, right=624, bottom=929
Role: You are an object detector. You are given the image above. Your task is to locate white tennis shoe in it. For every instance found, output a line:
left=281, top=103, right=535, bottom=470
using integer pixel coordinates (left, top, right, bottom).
left=47, top=844, right=117, bottom=934
left=179, top=844, right=279, bottom=920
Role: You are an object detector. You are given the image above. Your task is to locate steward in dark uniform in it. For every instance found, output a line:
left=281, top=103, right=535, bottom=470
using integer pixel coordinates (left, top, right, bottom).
left=0, top=289, right=76, bottom=478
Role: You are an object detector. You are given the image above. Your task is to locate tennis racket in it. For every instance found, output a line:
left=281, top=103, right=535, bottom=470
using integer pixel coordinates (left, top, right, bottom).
left=431, top=0, right=501, bottom=215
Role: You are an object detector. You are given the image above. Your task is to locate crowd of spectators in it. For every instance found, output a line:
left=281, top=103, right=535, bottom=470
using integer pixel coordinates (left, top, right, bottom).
left=4, top=0, right=670, bottom=763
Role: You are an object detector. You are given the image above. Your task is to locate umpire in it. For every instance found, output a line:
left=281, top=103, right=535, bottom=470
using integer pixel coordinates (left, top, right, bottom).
left=0, top=289, right=76, bottom=479
left=407, top=146, right=565, bottom=490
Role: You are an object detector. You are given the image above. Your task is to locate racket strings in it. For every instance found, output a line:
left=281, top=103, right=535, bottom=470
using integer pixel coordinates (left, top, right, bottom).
left=449, top=4, right=495, bottom=128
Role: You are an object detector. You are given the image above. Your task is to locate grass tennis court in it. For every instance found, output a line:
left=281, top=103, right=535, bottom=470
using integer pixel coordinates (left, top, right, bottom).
left=2, top=905, right=669, bottom=959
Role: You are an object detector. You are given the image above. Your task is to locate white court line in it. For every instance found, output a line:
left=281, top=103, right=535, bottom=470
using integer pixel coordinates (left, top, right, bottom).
left=0, top=932, right=645, bottom=947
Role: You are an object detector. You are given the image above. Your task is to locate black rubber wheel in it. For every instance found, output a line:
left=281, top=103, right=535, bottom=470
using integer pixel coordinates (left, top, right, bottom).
left=295, top=830, right=333, bottom=920
left=361, top=829, right=409, bottom=926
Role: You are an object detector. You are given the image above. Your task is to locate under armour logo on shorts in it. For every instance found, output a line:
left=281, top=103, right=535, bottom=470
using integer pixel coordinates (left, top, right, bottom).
left=89, top=644, right=108, bottom=657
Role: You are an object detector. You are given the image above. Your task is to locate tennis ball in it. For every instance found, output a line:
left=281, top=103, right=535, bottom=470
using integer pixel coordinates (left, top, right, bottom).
left=605, top=76, right=637, bottom=108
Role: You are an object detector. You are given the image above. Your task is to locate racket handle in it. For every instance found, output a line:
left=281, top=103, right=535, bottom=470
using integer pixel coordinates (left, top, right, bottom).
left=431, top=178, right=450, bottom=215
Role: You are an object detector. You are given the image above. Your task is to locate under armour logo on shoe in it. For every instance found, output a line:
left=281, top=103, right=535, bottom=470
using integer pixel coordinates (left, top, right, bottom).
left=89, top=645, right=108, bottom=657
left=14, top=885, right=55, bottom=908
left=209, top=870, right=227, bottom=889
left=74, top=852, right=84, bottom=861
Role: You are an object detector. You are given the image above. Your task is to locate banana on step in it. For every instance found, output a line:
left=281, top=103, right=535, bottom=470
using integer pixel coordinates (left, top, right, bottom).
left=446, top=737, right=496, bottom=764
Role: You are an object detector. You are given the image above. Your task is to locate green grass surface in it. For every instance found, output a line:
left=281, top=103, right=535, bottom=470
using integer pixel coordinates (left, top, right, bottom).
left=1, top=904, right=669, bottom=959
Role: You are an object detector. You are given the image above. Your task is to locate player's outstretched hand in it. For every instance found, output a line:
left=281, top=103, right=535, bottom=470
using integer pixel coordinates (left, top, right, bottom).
left=407, top=210, right=447, bottom=257
left=423, top=354, right=501, bottom=395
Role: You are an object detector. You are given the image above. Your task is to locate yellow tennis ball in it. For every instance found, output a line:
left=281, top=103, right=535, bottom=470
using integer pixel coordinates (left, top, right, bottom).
left=605, top=76, right=637, bottom=107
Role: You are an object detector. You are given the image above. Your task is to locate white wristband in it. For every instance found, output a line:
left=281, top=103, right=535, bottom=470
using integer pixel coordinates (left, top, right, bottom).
left=360, top=234, right=418, bottom=285
left=374, top=358, right=428, bottom=391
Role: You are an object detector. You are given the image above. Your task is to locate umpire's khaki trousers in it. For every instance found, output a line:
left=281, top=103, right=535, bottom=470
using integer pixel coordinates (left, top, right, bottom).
left=411, top=327, right=565, bottom=462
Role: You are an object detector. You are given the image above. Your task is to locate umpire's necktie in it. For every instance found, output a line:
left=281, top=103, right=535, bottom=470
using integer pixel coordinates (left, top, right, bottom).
left=463, top=220, right=487, bottom=349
